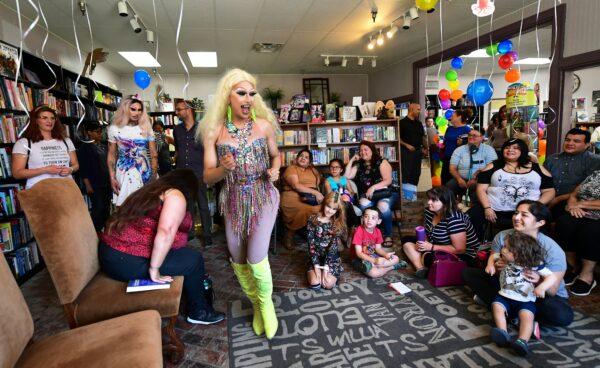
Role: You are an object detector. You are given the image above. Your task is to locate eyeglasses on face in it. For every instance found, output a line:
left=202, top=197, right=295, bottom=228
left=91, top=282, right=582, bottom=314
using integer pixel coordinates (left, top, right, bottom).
left=330, top=166, right=342, bottom=169
left=234, top=90, right=258, bottom=97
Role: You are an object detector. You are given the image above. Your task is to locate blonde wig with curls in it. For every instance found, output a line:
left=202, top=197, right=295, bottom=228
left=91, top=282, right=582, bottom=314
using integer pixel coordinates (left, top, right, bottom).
left=197, top=68, right=280, bottom=142
left=111, top=97, right=152, bottom=137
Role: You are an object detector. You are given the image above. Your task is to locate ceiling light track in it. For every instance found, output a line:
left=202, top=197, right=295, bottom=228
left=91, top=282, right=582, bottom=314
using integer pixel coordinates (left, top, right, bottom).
left=117, top=0, right=155, bottom=41
left=321, top=54, right=378, bottom=68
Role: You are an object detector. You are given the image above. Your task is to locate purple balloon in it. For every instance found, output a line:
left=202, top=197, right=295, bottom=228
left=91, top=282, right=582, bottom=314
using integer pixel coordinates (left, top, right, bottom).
left=507, top=51, right=519, bottom=61
left=538, top=119, right=546, bottom=130
left=440, top=99, right=451, bottom=110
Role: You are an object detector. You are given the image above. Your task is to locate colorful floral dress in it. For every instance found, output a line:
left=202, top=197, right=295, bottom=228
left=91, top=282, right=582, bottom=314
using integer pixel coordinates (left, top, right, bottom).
left=108, top=124, right=154, bottom=206
left=216, top=120, right=278, bottom=241
left=306, top=214, right=343, bottom=277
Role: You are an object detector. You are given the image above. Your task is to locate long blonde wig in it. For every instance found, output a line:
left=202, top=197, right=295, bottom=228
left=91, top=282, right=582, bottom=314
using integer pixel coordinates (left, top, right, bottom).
left=197, top=68, right=279, bottom=142
left=111, top=97, right=152, bottom=137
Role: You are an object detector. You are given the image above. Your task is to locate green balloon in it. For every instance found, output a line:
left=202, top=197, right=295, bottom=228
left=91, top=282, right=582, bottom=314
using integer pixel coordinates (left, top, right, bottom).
left=435, top=116, right=448, bottom=127
left=485, top=43, right=499, bottom=56
left=445, top=70, right=458, bottom=81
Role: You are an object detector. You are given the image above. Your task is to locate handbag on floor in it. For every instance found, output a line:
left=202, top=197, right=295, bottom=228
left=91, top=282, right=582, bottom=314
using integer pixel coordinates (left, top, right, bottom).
left=425, top=251, right=467, bottom=287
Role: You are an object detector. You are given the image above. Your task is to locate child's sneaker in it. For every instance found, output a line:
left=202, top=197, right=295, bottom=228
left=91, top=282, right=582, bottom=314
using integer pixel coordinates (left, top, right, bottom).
left=393, top=260, right=408, bottom=270
left=490, top=327, right=511, bottom=347
left=511, top=338, right=530, bottom=356
left=532, top=321, right=541, bottom=340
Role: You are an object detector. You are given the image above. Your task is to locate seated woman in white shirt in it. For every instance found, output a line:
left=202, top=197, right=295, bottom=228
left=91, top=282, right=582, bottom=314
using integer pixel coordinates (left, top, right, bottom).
left=12, top=105, right=78, bottom=189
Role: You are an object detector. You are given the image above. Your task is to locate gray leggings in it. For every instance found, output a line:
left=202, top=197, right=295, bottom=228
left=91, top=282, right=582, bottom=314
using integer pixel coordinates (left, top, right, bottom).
left=225, top=189, right=279, bottom=264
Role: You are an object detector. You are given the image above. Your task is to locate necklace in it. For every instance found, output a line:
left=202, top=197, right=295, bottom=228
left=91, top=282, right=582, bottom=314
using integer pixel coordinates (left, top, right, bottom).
left=225, top=119, right=253, bottom=165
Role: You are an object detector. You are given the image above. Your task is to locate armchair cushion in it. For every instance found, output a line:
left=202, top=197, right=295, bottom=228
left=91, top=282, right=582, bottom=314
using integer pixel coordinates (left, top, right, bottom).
left=16, top=310, right=163, bottom=368
left=18, top=179, right=100, bottom=305
left=74, top=272, right=183, bottom=326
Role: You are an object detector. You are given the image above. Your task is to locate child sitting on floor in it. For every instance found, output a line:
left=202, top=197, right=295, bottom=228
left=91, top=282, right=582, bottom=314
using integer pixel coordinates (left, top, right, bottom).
left=352, top=207, right=404, bottom=278
left=306, top=192, right=347, bottom=290
left=486, top=231, right=557, bottom=356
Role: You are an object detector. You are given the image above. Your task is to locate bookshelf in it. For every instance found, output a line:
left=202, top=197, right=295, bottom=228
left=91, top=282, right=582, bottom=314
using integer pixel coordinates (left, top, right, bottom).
left=0, top=40, right=123, bottom=284
left=278, top=118, right=401, bottom=186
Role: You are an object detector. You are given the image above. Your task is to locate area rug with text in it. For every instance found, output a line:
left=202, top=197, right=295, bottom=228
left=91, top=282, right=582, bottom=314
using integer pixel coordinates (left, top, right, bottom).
left=227, top=273, right=600, bottom=368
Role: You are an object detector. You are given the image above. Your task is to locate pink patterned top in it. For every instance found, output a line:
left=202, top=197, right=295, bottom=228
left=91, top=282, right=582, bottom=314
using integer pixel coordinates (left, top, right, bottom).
left=101, top=204, right=193, bottom=258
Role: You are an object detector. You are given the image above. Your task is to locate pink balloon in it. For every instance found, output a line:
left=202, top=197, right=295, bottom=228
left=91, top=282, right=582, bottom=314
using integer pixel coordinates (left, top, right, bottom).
left=507, top=51, right=519, bottom=61
left=440, top=99, right=451, bottom=109
left=538, top=119, right=546, bottom=130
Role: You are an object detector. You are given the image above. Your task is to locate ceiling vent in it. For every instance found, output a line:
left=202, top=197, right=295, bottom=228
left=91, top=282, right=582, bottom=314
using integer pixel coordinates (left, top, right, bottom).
left=252, top=42, right=284, bottom=53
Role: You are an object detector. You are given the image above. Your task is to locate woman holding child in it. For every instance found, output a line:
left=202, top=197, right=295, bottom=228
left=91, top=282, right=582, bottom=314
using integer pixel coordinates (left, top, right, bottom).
left=402, top=186, right=479, bottom=278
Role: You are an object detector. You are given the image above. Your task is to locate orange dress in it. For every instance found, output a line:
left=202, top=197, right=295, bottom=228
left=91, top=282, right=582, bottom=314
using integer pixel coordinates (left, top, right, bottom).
left=280, top=164, right=321, bottom=230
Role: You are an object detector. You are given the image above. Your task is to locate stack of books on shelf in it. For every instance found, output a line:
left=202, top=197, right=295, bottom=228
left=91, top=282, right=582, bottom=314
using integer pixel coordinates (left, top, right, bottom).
left=1, top=79, right=58, bottom=111
left=280, top=149, right=301, bottom=166
left=150, top=114, right=176, bottom=126
left=93, top=90, right=120, bottom=107
left=5, top=241, right=40, bottom=278
left=310, top=125, right=396, bottom=144
left=283, top=130, right=308, bottom=146
left=310, top=146, right=396, bottom=165
left=0, top=218, right=32, bottom=253
left=64, top=77, right=90, bottom=100
left=0, top=114, right=27, bottom=143
left=0, top=184, right=21, bottom=215
left=0, top=148, right=12, bottom=177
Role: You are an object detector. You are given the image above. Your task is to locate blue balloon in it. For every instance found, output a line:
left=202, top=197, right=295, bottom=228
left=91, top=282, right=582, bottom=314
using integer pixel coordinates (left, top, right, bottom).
left=450, top=57, right=464, bottom=70
left=134, top=69, right=151, bottom=90
left=444, top=109, right=454, bottom=120
left=466, top=79, right=494, bottom=106
left=497, top=39, right=513, bottom=55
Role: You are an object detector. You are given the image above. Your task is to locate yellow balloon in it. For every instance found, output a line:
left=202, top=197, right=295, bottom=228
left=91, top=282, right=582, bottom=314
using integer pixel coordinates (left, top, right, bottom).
left=415, top=0, right=438, bottom=11
left=448, top=80, right=460, bottom=90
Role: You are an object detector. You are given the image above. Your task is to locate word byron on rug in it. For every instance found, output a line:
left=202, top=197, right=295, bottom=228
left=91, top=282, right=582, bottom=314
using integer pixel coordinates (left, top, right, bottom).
left=228, top=273, right=600, bottom=368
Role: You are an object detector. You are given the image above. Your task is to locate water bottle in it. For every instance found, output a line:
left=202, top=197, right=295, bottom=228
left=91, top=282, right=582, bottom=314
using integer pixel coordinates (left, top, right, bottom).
left=415, top=226, right=427, bottom=242
left=202, top=274, right=214, bottom=306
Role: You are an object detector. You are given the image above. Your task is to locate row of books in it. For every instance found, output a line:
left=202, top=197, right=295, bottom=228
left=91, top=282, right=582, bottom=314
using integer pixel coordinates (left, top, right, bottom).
left=64, top=77, right=90, bottom=100
left=280, top=146, right=397, bottom=166
left=311, top=126, right=396, bottom=144
left=0, top=218, right=32, bottom=252
left=281, top=130, right=308, bottom=146
left=93, top=90, right=121, bottom=107
left=5, top=241, right=40, bottom=278
left=0, top=114, right=28, bottom=144
left=151, top=114, right=177, bottom=126
left=0, top=148, right=12, bottom=178
left=0, top=183, right=21, bottom=216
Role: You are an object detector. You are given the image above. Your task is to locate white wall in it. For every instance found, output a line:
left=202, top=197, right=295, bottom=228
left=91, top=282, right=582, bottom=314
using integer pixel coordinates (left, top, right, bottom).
left=369, top=0, right=600, bottom=101
left=0, top=2, right=120, bottom=88
left=119, top=73, right=369, bottom=111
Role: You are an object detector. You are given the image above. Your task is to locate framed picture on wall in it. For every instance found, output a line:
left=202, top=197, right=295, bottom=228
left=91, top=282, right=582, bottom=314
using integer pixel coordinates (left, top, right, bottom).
left=592, top=90, right=600, bottom=108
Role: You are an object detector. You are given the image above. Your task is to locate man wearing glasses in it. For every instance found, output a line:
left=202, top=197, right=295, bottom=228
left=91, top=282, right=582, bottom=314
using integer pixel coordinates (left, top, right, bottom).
left=174, top=99, right=213, bottom=246
left=447, top=129, right=497, bottom=204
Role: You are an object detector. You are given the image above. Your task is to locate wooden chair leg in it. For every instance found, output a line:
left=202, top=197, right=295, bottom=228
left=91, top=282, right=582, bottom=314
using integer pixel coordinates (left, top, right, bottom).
left=163, top=316, right=185, bottom=364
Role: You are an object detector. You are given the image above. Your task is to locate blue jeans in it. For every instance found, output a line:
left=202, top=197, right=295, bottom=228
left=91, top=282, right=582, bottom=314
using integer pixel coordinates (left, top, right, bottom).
left=358, top=192, right=399, bottom=238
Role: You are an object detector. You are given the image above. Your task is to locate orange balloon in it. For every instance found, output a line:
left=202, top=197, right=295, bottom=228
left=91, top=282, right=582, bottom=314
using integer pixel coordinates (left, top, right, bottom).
left=450, top=89, right=464, bottom=100
left=505, top=69, right=521, bottom=83
left=539, top=139, right=547, bottom=156
left=431, top=176, right=441, bottom=187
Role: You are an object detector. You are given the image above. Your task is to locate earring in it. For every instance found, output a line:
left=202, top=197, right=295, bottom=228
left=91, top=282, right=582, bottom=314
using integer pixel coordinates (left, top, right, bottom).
left=227, top=105, right=232, bottom=122
left=251, top=108, right=256, bottom=121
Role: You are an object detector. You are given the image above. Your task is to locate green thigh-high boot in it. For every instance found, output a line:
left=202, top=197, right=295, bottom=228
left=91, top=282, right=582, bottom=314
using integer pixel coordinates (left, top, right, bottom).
left=248, top=258, right=278, bottom=339
left=231, top=262, right=264, bottom=336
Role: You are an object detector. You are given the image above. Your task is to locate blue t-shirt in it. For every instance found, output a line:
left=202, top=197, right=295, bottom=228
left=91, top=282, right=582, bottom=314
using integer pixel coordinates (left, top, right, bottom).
left=450, top=144, right=498, bottom=180
left=492, top=229, right=568, bottom=298
left=326, top=176, right=347, bottom=192
left=444, top=125, right=472, bottom=159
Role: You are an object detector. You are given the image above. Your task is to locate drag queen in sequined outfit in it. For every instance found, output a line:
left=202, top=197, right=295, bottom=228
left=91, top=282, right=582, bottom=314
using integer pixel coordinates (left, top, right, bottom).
left=199, top=69, right=281, bottom=339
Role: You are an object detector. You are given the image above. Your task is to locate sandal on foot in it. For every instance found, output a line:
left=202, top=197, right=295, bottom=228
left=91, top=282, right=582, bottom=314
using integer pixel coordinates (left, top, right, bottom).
left=511, top=338, right=529, bottom=356
left=490, top=327, right=511, bottom=347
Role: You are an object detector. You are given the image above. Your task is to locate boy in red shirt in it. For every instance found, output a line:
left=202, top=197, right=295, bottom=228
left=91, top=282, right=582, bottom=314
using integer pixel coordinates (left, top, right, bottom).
left=352, top=207, right=403, bottom=277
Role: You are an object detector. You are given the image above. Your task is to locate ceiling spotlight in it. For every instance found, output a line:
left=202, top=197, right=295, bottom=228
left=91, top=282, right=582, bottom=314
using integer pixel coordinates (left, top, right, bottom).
left=78, top=1, right=87, bottom=16
left=372, top=58, right=377, bottom=68
left=386, top=23, right=398, bottom=39
left=357, top=57, right=364, bottom=66
left=324, top=56, right=330, bottom=66
left=341, top=57, right=348, bottom=67
left=370, top=2, right=378, bottom=23
left=130, top=15, right=142, bottom=33
left=367, top=36, right=375, bottom=50
left=146, top=30, right=154, bottom=43
left=409, top=7, right=419, bottom=20
left=403, top=16, right=411, bottom=29
left=118, top=1, right=128, bottom=17
left=376, top=30, right=384, bottom=46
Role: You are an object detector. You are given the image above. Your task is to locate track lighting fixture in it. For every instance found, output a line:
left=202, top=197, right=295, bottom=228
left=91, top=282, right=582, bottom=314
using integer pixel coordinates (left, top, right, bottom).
left=341, top=57, right=347, bottom=67
left=386, top=23, right=398, bottom=39
left=372, top=58, right=377, bottom=68
left=376, top=30, right=384, bottom=46
left=409, top=7, right=419, bottom=20
left=367, top=36, right=375, bottom=50
left=403, top=16, right=411, bottom=29
left=321, top=54, right=375, bottom=68
left=130, top=15, right=142, bottom=33
left=146, top=30, right=155, bottom=43
left=78, top=1, right=87, bottom=16
left=324, top=56, right=330, bottom=66
left=357, top=57, right=364, bottom=66
left=118, top=1, right=128, bottom=16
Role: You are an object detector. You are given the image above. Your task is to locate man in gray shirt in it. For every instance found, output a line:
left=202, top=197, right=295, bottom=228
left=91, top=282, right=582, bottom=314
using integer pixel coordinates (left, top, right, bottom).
left=544, top=128, right=600, bottom=219
left=174, top=100, right=213, bottom=246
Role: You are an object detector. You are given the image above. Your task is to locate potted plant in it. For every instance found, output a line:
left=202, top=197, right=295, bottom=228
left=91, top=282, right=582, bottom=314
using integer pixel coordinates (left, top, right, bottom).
left=330, top=92, right=342, bottom=106
left=263, top=87, right=284, bottom=109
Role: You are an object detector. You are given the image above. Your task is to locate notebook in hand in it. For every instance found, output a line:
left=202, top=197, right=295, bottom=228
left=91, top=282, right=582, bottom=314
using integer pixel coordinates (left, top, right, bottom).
left=126, top=279, right=171, bottom=293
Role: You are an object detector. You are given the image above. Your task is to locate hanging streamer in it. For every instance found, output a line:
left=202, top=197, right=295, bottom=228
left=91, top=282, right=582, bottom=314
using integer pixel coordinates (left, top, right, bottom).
left=83, top=1, right=99, bottom=93
left=424, top=14, right=430, bottom=109
left=71, top=0, right=91, bottom=143
left=517, top=0, right=525, bottom=74
left=487, top=12, right=495, bottom=81
left=152, top=0, right=165, bottom=102
left=175, top=0, right=190, bottom=99
left=37, top=0, right=57, bottom=93
left=542, top=0, right=560, bottom=128
left=16, top=0, right=40, bottom=137
left=435, top=0, right=443, bottom=84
